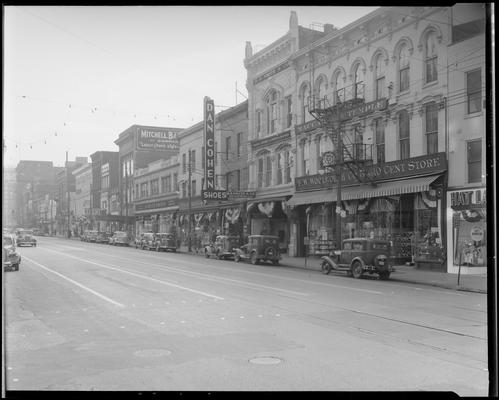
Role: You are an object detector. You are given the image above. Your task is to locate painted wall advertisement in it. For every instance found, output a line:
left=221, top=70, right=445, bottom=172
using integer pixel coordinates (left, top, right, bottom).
left=448, top=188, right=487, bottom=268
left=136, top=128, right=179, bottom=151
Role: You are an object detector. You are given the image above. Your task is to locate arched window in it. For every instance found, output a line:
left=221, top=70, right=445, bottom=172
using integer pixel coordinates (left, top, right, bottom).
left=257, top=151, right=272, bottom=188
left=300, top=140, right=310, bottom=176
left=334, top=71, right=345, bottom=103
left=300, top=84, right=312, bottom=124
left=266, top=90, right=278, bottom=134
left=398, top=110, right=410, bottom=159
left=425, top=32, right=438, bottom=84
left=353, top=64, right=364, bottom=99
left=374, top=54, right=385, bottom=100
left=398, top=44, right=410, bottom=92
left=276, top=146, right=292, bottom=185
left=316, top=76, right=327, bottom=107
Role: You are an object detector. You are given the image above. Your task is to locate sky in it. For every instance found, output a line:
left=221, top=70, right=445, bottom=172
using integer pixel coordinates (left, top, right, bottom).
left=4, top=5, right=378, bottom=168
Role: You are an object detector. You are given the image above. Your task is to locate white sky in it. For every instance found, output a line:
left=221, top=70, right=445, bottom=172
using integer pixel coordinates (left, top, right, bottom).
left=4, top=6, right=378, bottom=168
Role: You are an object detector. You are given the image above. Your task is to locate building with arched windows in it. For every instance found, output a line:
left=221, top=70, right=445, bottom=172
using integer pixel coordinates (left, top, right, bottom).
left=244, top=5, right=486, bottom=272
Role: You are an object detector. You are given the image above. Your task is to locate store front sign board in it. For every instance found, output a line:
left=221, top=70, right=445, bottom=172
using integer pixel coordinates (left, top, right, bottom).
left=295, top=152, right=447, bottom=191
left=136, top=128, right=179, bottom=151
left=450, top=188, right=486, bottom=210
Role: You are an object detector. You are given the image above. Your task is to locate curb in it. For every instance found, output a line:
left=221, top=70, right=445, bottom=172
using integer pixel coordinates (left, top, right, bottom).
left=60, top=238, right=487, bottom=293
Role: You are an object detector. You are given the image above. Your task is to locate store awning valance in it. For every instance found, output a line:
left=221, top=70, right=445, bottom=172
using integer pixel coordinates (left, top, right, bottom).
left=287, top=189, right=335, bottom=206
left=341, top=174, right=442, bottom=200
left=287, top=174, right=442, bottom=205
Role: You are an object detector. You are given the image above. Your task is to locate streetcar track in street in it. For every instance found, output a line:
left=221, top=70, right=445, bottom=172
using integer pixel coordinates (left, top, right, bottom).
left=22, top=255, right=125, bottom=308
left=41, top=248, right=225, bottom=300
left=36, top=243, right=486, bottom=341
left=42, top=246, right=311, bottom=297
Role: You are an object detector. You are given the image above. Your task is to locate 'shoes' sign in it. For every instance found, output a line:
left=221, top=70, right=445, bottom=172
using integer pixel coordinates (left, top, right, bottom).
left=137, top=128, right=179, bottom=151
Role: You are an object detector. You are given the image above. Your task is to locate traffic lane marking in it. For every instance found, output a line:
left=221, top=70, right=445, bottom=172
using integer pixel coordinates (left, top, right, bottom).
left=22, top=255, right=125, bottom=308
left=42, top=244, right=311, bottom=297
left=41, top=248, right=224, bottom=301
left=93, top=255, right=311, bottom=297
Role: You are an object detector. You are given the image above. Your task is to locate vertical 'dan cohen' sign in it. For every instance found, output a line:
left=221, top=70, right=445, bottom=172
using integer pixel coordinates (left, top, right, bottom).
left=204, top=97, right=215, bottom=190
left=202, top=96, right=227, bottom=201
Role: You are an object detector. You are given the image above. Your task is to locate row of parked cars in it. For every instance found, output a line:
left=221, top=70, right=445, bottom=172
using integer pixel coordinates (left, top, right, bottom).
left=81, top=230, right=131, bottom=245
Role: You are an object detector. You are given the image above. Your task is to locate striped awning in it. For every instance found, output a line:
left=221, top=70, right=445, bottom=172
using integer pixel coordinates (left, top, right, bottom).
left=341, top=174, right=441, bottom=200
left=287, top=174, right=442, bottom=205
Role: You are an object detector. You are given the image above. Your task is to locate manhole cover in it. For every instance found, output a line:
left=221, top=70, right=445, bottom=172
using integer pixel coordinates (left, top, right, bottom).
left=249, top=356, right=282, bottom=365
left=134, top=349, right=172, bottom=358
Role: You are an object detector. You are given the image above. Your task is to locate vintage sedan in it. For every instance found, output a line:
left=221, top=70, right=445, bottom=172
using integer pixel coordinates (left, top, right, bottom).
left=109, top=231, right=131, bottom=246
left=153, top=233, right=177, bottom=252
left=16, top=230, right=37, bottom=247
left=204, top=235, right=239, bottom=260
left=4, top=234, right=21, bottom=272
left=138, top=232, right=156, bottom=250
left=85, top=230, right=99, bottom=243
left=96, top=231, right=111, bottom=244
left=233, top=235, right=281, bottom=265
left=321, top=238, right=394, bottom=280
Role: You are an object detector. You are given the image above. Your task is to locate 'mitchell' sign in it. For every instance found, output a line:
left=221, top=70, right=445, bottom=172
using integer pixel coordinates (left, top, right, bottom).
left=137, top=128, right=179, bottom=151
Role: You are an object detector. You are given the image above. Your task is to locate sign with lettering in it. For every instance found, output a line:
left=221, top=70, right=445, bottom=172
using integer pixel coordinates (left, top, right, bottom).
left=253, top=61, right=290, bottom=85
left=202, top=189, right=228, bottom=201
left=204, top=96, right=216, bottom=193
left=450, top=188, right=486, bottom=210
left=101, top=163, right=109, bottom=175
left=295, top=152, right=447, bottom=191
left=137, top=128, right=179, bottom=151
left=251, top=130, right=291, bottom=150
left=227, top=190, right=256, bottom=199
left=339, top=98, right=387, bottom=121
left=135, top=199, right=177, bottom=211
left=295, top=119, right=322, bottom=135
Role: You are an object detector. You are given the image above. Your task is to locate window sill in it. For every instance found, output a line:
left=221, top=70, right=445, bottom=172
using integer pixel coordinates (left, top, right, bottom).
left=463, top=111, right=483, bottom=119
left=422, top=81, right=439, bottom=90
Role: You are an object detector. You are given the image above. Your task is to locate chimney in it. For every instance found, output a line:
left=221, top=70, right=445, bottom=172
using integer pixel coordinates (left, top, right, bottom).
left=324, top=24, right=337, bottom=34
left=245, top=41, right=253, bottom=59
left=289, top=10, right=298, bottom=30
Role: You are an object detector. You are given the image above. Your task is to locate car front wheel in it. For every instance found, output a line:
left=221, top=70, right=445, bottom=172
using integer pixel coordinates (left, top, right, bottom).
left=351, top=261, right=363, bottom=279
left=379, top=271, right=391, bottom=280
left=250, top=252, right=259, bottom=265
left=321, top=260, right=331, bottom=275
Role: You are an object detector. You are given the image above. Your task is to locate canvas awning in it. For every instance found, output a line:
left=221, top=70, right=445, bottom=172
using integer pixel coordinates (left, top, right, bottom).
left=287, top=174, right=442, bottom=205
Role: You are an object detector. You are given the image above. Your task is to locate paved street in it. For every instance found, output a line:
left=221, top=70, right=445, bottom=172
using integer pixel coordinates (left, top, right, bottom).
left=4, top=237, right=488, bottom=394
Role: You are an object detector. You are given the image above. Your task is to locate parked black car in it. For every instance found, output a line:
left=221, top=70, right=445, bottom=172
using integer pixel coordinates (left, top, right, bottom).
left=204, top=235, right=239, bottom=260
left=321, top=238, right=394, bottom=280
left=153, top=233, right=177, bottom=252
left=233, top=235, right=281, bottom=265
left=4, top=234, right=21, bottom=271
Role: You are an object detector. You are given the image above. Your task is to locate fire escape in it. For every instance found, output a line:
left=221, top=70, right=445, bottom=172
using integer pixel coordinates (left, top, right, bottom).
left=308, top=82, right=375, bottom=186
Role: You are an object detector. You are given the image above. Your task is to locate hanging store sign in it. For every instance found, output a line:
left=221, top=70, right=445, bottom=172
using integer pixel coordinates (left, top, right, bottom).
left=135, top=199, right=177, bottom=211
left=295, top=152, right=447, bottom=191
left=227, top=190, right=256, bottom=199
left=203, top=96, right=217, bottom=191
left=450, top=188, right=486, bottom=210
left=137, top=128, right=179, bottom=151
left=201, top=190, right=228, bottom=201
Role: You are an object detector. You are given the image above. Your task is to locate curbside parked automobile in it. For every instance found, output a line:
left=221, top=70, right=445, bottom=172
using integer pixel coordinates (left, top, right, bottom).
left=16, top=230, right=37, bottom=247
left=233, top=235, right=281, bottom=265
left=96, top=231, right=111, bottom=244
left=138, top=232, right=155, bottom=250
left=4, top=234, right=21, bottom=271
left=204, top=235, right=240, bottom=260
left=109, top=231, right=131, bottom=246
left=321, top=238, right=394, bottom=280
left=153, top=233, right=177, bottom=252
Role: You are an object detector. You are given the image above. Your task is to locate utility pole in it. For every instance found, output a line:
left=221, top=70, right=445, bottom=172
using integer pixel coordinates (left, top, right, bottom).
left=335, top=124, right=343, bottom=251
left=188, top=150, right=192, bottom=252
left=66, top=151, right=71, bottom=238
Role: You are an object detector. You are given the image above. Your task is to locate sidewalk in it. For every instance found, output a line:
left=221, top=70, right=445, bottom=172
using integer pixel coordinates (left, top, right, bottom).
left=280, top=255, right=487, bottom=294
left=176, top=244, right=487, bottom=294
left=61, top=237, right=487, bottom=294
